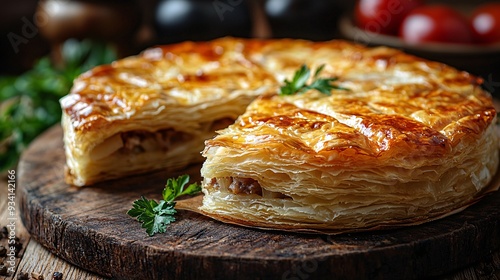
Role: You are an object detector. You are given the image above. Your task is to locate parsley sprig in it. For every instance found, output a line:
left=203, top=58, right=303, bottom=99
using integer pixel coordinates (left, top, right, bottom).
left=127, top=175, right=202, bottom=236
left=279, top=64, right=348, bottom=96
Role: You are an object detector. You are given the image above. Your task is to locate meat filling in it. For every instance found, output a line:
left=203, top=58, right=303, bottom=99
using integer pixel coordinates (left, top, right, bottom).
left=91, top=117, right=234, bottom=160
left=209, top=177, right=291, bottom=199
left=120, top=117, right=234, bottom=154
left=121, top=129, right=191, bottom=154
left=228, top=177, right=263, bottom=195
left=210, top=177, right=262, bottom=195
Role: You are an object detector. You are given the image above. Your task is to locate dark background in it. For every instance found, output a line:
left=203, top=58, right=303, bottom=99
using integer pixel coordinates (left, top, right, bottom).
left=0, top=0, right=498, bottom=95
left=0, top=0, right=349, bottom=75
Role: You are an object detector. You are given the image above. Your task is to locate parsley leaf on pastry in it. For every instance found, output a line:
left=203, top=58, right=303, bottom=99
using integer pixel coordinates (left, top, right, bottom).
left=279, top=64, right=348, bottom=96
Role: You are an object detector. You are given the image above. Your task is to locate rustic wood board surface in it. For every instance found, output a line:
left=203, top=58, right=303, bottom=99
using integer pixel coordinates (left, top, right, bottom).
left=16, top=125, right=500, bottom=280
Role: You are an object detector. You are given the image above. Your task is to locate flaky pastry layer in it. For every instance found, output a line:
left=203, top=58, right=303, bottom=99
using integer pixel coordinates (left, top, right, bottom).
left=61, top=38, right=277, bottom=185
left=197, top=38, right=498, bottom=232
left=201, top=93, right=498, bottom=232
left=60, top=37, right=498, bottom=235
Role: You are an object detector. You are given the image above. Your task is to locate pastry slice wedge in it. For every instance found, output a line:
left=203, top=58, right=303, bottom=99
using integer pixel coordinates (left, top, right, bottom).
left=61, top=39, right=277, bottom=186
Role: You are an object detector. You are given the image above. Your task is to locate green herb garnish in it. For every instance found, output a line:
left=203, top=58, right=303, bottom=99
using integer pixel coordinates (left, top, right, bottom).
left=0, top=39, right=116, bottom=171
left=279, top=64, right=348, bottom=96
left=127, top=175, right=202, bottom=236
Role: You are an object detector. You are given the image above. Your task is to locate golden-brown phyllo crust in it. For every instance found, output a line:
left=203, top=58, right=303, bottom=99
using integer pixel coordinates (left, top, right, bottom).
left=61, top=38, right=278, bottom=186
left=200, top=40, right=499, bottom=233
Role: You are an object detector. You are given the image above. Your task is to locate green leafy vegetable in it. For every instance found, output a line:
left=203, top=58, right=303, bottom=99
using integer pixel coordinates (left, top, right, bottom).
left=127, top=197, right=177, bottom=236
left=127, top=175, right=202, bottom=236
left=279, top=64, right=348, bottom=96
left=0, top=39, right=116, bottom=171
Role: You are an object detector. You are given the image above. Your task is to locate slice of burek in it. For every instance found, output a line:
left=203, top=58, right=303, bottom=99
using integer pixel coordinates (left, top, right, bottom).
left=61, top=38, right=278, bottom=186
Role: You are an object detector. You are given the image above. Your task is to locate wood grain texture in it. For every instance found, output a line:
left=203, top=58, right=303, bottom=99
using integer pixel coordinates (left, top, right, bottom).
left=15, top=240, right=103, bottom=280
left=0, top=169, right=104, bottom=280
left=16, top=125, right=500, bottom=280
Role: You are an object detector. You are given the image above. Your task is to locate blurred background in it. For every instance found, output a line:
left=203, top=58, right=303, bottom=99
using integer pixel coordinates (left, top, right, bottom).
left=1, top=0, right=351, bottom=75
left=2, top=0, right=500, bottom=77
left=1, top=0, right=499, bottom=170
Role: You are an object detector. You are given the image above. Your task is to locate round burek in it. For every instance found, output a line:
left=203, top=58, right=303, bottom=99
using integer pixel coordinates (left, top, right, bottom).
left=60, top=37, right=499, bottom=233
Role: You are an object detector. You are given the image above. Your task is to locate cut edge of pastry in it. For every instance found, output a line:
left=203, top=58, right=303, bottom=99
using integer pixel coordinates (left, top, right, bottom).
left=62, top=113, right=237, bottom=186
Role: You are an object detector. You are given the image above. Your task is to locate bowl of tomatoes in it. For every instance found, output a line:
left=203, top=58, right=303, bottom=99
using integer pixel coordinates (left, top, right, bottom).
left=339, top=0, right=500, bottom=89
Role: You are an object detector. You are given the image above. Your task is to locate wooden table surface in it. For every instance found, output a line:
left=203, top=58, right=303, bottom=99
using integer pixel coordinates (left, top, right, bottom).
left=1, top=173, right=500, bottom=280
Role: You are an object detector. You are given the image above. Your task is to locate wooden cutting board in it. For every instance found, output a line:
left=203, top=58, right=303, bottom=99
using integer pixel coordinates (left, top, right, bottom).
left=17, top=125, right=500, bottom=280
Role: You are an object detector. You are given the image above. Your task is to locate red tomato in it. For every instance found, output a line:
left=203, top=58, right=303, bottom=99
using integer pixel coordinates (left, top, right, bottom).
left=355, top=0, right=424, bottom=35
left=399, top=5, right=473, bottom=44
left=471, top=3, right=500, bottom=44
